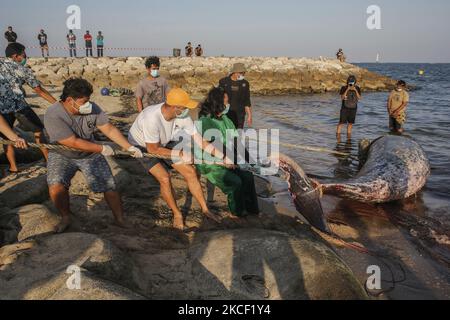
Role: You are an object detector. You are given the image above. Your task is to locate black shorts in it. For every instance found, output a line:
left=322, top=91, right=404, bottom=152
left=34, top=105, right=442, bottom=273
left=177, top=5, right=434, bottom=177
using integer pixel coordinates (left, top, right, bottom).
left=389, top=117, right=403, bottom=131
left=339, top=107, right=357, bottom=124
left=136, top=145, right=175, bottom=172
left=0, top=107, right=44, bottom=138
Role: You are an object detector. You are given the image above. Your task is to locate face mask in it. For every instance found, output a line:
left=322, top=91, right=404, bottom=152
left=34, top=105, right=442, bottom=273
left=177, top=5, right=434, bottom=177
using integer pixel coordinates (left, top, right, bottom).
left=72, top=101, right=93, bottom=115
left=348, top=82, right=355, bottom=86
left=237, top=75, right=245, bottom=81
left=221, top=104, right=231, bottom=116
left=396, top=88, right=403, bottom=92
left=20, top=58, right=27, bottom=66
left=151, top=69, right=160, bottom=78
left=176, top=108, right=189, bottom=119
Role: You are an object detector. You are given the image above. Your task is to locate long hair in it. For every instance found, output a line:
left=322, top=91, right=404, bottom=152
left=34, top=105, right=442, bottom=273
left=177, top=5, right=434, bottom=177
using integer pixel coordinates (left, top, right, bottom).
left=199, top=87, right=226, bottom=119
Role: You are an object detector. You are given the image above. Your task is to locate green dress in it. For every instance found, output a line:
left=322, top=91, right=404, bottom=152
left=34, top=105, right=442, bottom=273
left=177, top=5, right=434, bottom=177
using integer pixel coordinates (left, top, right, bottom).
left=195, top=115, right=259, bottom=216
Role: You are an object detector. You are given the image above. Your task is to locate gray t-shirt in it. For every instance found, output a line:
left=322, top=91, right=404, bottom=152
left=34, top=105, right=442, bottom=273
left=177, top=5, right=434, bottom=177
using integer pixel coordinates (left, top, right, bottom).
left=135, top=77, right=170, bottom=108
left=44, top=102, right=109, bottom=159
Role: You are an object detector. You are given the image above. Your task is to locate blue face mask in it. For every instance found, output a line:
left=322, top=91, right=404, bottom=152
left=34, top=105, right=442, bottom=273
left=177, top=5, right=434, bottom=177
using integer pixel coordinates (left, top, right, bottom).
left=151, top=69, right=160, bottom=78
left=20, top=57, right=27, bottom=66
left=176, top=108, right=190, bottom=119
left=221, top=104, right=230, bottom=116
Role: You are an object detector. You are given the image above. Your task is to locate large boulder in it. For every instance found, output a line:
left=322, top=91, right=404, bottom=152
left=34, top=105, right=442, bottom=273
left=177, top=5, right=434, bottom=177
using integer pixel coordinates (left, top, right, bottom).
left=187, top=229, right=368, bottom=300
left=0, top=165, right=49, bottom=209
left=0, top=233, right=142, bottom=300
left=0, top=204, right=60, bottom=246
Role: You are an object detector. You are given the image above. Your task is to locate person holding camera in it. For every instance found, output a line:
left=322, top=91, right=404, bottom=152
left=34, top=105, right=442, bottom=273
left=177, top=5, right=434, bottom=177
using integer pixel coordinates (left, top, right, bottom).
left=337, top=75, right=362, bottom=139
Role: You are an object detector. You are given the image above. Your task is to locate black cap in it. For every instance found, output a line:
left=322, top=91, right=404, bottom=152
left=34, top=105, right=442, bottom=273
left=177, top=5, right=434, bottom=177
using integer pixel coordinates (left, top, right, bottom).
left=5, top=42, right=25, bottom=57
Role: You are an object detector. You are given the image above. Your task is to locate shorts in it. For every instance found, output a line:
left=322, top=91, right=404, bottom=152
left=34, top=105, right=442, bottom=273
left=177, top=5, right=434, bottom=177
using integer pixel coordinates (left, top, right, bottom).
left=40, top=44, right=49, bottom=49
left=47, top=152, right=116, bottom=193
left=0, top=107, right=44, bottom=138
left=389, top=117, right=403, bottom=131
left=339, top=107, right=357, bottom=124
left=136, top=145, right=175, bottom=172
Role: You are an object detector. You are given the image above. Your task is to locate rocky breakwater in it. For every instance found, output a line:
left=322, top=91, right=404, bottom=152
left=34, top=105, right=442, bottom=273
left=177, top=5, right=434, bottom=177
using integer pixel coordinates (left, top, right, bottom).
left=27, top=56, right=396, bottom=96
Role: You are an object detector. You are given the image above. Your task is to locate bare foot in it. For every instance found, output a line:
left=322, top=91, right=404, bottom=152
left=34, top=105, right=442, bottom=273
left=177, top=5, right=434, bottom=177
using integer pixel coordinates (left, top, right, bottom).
left=55, top=217, right=71, bottom=234
left=203, top=211, right=222, bottom=224
left=173, top=215, right=185, bottom=231
left=114, top=220, right=131, bottom=229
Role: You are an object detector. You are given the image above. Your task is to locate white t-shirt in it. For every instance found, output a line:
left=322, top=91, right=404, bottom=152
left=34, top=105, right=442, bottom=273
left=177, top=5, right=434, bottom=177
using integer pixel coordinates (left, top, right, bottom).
left=128, top=103, right=196, bottom=148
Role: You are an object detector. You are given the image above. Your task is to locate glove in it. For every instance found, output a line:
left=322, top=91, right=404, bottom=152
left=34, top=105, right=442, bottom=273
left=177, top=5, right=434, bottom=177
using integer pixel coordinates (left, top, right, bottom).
left=128, top=146, right=144, bottom=159
left=101, top=145, right=115, bottom=157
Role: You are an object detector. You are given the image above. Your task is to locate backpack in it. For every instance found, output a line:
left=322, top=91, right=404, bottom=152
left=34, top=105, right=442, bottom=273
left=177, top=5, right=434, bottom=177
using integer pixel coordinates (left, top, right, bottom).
left=344, top=87, right=359, bottom=109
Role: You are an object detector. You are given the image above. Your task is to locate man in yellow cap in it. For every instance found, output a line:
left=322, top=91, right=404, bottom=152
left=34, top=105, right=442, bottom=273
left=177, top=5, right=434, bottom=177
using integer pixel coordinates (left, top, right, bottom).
left=128, top=88, right=226, bottom=230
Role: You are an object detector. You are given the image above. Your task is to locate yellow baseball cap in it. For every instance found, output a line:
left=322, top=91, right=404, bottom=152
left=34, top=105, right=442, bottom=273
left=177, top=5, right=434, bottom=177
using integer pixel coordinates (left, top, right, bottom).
left=166, top=88, right=198, bottom=109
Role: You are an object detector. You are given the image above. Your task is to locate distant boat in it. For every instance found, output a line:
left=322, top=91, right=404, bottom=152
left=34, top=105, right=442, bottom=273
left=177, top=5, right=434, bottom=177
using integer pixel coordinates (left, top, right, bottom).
left=376, top=54, right=381, bottom=63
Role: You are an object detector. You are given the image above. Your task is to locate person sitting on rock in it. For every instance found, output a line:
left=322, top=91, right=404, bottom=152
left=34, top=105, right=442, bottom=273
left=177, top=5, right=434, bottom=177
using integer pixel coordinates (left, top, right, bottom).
left=185, top=42, right=193, bottom=57
left=0, top=115, right=27, bottom=149
left=135, top=56, right=170, bottom=113
left=195, top=44, right=203, bottom=57
left=196, top=87, right=260, bottom=217
left=219, top=63, right=253, bottom=129
left=337, top=75, right=362, bottom=139
left=388, top=80, right=409, bottom=134
left=44, top=78, right=144, bottom=233
left=127, top=88, right=226, bottom=230
left=336, top=48, right=346, bottom=62
left=0, top=42, right=57, bottom=175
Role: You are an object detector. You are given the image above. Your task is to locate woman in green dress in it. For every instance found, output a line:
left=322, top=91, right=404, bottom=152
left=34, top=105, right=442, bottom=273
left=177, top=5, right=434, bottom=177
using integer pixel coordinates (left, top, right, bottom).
left=195, top=87, right=259, bottom=217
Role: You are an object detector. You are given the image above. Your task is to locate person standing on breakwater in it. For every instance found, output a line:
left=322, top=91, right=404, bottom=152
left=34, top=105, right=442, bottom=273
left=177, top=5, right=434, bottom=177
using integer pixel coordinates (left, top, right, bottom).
left=67, top=30, right=77, bottom=57
left=388, top=80, right=409, bottom=134
left=127, top=88, right=225, bottom=230
left=196, top=87, right=260, bottom=218
left=0, top=43, right=57, bottom=174
left=219, top=63, right=252, bottom=129
left=195, top=44, right=203, bottom=57
left=97, top=31, right=104, bottom=57
left=38, top=29, right=49, bottom=58
left=44, top=78, right=143, bottom=233
left=185, top=42, right=193, bottom=57
left=337, top=75, right=361, bottom=139
left=84, top=31, right=93, bottom=57
left=4, top=26, right=17, bottom=44
left=135, top=56, right=170, bottom=113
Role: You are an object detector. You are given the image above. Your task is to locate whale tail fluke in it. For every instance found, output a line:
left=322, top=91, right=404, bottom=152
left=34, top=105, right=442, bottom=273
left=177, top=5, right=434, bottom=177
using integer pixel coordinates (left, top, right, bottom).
left=278, top=154, right=329, bottom=233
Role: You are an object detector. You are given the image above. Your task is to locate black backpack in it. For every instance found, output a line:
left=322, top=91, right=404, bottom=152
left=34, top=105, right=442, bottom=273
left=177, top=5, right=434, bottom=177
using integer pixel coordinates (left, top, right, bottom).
left=344, top=87, right=359, bottom=109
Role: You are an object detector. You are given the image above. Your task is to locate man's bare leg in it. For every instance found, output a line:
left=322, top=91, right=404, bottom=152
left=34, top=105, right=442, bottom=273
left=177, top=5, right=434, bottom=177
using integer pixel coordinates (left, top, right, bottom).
left=336, top=124, right=343, bottom=139
left=347, top=124, right=353, bottom=138
left=4, top=145, right=18, bottom=173
left=35, top=132, right=48, bottom=161
left=150, top=164, right=185, bottom=230
left=49, top=184, right=71, bottom=233
left=173, top=163, right=221, bottom=223
left=104, top=191, right=127, bottom=227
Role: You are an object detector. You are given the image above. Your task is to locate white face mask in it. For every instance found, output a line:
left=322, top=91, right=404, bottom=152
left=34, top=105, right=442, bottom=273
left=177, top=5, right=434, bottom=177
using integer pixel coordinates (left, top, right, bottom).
left=72, top=100, right=93, bottom=115
left=176, top=108, right=189, bottom=119
left=221, top=104, right=231, bottom=116
left=151, top=69, right=160, bottom=78
left=237, top=75, right=245, bottom=81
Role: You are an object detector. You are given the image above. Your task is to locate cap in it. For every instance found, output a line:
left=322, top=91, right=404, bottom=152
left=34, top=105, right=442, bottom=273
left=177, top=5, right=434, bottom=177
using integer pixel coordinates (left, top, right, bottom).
left=166, top=88, right=198, bottom=109
left=231, top=63, right=247, bottom=74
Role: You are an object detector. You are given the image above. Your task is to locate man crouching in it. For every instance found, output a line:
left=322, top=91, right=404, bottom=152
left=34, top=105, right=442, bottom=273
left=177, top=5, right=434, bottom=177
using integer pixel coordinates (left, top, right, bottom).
left=44, top=78, right=143, bottom=233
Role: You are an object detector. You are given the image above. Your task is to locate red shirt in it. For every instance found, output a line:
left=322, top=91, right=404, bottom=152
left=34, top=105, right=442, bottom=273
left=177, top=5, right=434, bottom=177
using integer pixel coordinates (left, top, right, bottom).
left=84, top=34, right=93, bottom=41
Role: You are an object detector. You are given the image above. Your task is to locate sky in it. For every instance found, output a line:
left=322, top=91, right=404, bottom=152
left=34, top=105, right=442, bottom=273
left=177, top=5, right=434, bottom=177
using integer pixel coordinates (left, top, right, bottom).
left=1, top=0, right=449, bottom=62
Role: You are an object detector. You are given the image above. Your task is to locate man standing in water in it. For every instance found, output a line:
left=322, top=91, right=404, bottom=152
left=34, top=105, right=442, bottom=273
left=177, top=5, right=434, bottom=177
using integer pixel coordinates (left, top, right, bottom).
left=388, top=80, right=409, bottom=134
left=219, top=63, right=252, bottom=129
left=337, top=75, right=361, bottom=139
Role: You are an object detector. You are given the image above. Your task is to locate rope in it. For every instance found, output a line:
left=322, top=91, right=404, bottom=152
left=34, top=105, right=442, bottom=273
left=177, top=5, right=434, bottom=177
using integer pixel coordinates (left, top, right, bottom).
left=0, top=138, right=176, bottom=161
